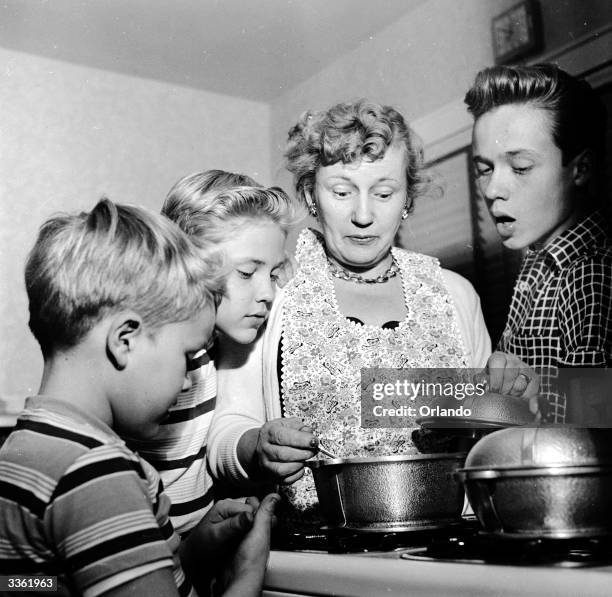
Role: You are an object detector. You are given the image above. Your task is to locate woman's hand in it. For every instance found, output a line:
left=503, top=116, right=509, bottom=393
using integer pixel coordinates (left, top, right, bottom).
left=481, top=351, right=541, bottom=417
left=243, top=417, right=318, bottom=484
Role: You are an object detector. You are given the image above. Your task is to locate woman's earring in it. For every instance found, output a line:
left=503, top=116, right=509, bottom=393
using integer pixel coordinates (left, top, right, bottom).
left=308, top=202, right=318, bottom=218
left=401, top=200, right=411, bottom=220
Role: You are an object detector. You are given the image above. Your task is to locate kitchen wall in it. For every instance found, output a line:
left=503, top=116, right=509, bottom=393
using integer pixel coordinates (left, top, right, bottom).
left=0, top=47, right=271, bottom=407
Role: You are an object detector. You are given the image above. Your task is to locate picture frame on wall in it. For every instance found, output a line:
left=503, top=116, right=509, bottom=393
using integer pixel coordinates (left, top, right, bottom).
left=492, top=0, right=542, bottom=64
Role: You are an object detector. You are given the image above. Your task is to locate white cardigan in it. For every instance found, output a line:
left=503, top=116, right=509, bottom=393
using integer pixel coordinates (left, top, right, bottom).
left=207, top=267, right=491, bottom=485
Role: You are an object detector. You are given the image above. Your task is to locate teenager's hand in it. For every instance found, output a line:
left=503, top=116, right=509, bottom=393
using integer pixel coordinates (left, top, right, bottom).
left=480, top=351, right=541, bottom=417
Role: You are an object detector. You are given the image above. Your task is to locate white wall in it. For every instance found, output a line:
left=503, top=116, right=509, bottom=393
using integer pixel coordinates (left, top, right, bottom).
left=0, top=48, right=271, bottom=407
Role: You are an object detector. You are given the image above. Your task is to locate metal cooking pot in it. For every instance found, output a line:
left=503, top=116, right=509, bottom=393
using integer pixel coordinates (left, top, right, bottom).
left=457, top=427, right=612, bottom=538
left=307, top=452, right=466, bottom=531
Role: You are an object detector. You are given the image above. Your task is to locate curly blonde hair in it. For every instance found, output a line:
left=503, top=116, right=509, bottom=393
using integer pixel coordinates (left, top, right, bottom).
left=284, top=99, right=431, bottom=214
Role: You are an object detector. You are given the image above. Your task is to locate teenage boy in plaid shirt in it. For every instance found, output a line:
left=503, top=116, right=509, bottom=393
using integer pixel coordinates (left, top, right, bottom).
left=465, top=64, right=611, bottom=423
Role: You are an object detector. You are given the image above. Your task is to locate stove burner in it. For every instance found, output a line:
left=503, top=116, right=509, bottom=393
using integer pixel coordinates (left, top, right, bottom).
left=272, top=520, right=478, bottom=554
left=273, top=522, right=612, bottom=567
left=400, top=534, right=612, bottom=568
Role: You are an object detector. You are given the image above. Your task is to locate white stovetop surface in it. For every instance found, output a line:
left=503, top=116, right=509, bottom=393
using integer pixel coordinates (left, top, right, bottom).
left=263, top=549, right=612, bottom=597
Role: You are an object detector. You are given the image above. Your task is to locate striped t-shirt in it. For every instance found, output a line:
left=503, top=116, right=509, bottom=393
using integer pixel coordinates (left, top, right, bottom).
left=128, top=347, right=217, bottom=535
left=0, top=396, right=194, bottom=597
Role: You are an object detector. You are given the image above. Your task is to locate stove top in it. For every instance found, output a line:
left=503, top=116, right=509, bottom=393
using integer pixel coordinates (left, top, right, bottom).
left=401, top=533, right=612, bottom=568
left=272, top=520, right=479, bottom=553
left=272, top=520, right=612, bottom=567
left=272, top=520, right=473, bottom=554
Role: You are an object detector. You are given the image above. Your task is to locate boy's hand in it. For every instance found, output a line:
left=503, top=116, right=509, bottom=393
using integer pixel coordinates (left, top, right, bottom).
left=181, top=497, right=258, bottom=592
left=189, top=498, right=257, bottom=562
left=221, top=493, right=280, bottom=597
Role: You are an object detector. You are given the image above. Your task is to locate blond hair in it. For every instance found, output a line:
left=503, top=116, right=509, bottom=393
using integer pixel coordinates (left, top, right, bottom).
left=26, top=198, right=224, bottom=357
left=162, top=169, right=261, bottom=227
left=162, top=171, right=299, bottom=247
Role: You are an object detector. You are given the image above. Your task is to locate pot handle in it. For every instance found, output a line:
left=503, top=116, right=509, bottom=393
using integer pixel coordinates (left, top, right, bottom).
left=333, top=471, right=347, bottom=526
left=473, top=477, right=504, bottom=532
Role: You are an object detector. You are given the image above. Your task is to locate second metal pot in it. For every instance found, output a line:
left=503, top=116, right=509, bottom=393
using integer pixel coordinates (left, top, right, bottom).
left=457, top=427, right=612, bottom=538
left=307, top=452, right=466, bottom=531
left=457, top=465, right=612, bottom=538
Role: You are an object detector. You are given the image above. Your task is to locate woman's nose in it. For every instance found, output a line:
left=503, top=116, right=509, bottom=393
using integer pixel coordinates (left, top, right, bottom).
left=351, top=194, right=374, bottom=226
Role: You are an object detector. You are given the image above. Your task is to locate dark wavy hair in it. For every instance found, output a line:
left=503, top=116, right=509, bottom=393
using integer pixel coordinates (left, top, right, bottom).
left=284, top=99, right=432, bottom=214
left=464, top=63, right=606, bottom=168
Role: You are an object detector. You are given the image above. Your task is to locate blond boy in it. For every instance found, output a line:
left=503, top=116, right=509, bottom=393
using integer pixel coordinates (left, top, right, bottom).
left=0, top=198, right=277, bottom=596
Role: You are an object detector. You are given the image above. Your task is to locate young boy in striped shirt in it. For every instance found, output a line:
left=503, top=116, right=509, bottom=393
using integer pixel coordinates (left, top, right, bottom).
left=0, top=198, right=278, bottom=596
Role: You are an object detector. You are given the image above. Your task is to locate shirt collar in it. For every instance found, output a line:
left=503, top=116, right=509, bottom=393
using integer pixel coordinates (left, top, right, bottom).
left=23, top=395, right=119, bottom=439
left=531, top=210, right=610, bottom=270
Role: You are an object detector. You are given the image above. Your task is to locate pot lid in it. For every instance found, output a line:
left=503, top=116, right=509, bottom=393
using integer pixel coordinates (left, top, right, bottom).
left=463, top=427, right=612, bottom=469
left=416, top=392, right=534, bottom=430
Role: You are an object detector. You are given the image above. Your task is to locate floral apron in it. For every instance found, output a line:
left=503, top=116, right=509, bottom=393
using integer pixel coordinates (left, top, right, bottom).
left=280, top=229, right=468, bottom=518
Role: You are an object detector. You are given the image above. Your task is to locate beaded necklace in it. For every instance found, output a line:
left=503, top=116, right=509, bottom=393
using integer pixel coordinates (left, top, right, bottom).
left=326, top=256, right=399, bottom=284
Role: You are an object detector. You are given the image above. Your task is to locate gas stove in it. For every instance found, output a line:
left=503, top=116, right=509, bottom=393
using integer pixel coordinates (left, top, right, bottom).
left=271, top=520, right=477, bottom=554
left=401, top=532, right=612, bottom=568
left=263, top=520, right=612, bottom=596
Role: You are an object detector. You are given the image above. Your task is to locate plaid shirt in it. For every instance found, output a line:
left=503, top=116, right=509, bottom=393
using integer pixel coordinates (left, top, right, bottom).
left=498, top=210, right=612, bottom=421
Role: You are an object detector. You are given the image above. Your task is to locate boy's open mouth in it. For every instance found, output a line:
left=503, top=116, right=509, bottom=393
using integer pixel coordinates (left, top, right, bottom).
left=494, top=215, right=516, bottom=236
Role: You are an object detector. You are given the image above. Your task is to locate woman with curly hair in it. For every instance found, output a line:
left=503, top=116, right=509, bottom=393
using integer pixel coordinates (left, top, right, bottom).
left=208, top=99, right=535, bottom=527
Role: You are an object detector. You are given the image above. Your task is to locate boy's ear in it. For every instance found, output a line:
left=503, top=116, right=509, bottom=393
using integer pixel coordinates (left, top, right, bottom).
left=106, top=312, right=144, bottom=371
left=571, top=149, right=594, bottom=187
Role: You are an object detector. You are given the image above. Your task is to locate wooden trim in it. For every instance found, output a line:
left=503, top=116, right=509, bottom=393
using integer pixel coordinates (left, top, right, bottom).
left=535, top=22, right=612, bottom=79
